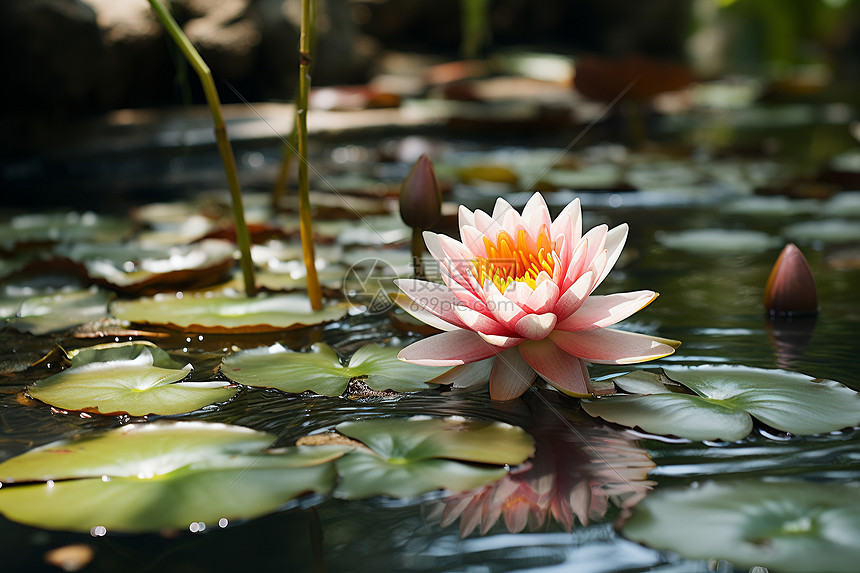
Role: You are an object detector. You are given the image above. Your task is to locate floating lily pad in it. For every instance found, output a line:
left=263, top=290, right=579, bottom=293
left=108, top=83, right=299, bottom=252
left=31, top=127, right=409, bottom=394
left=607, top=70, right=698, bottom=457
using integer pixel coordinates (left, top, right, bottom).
left=6, top=286, right=113, bottom=335
left=622, top=479, right=860, bottom=573
left=0, top=212, right=126, bottom=253
left=56, top=240, right=236, bottom=294
left=0, top=421, right=345, bottom=533
left=111, top=293, right=347, bottom=333
left=783, top=219, right=860, bottom=244
left=655, top=228, right=781, bottom=254
left=328, top=416, right=535, bottom=499
left=221, top=343, right=449, bottom=396
left=27, top=342, right=236, bottom=416
left=582, top=366, right=860, bottom=441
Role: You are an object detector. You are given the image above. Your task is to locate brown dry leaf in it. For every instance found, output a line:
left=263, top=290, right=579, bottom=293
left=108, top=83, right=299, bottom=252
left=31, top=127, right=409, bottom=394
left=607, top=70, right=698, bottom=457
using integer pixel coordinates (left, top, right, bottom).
left=296, top=432, right=371, bottom=453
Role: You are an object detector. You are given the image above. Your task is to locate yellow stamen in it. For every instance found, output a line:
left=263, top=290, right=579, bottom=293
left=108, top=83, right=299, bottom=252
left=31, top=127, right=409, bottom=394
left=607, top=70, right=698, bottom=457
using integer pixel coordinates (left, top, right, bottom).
left=472, top=226, right=557, bottom=291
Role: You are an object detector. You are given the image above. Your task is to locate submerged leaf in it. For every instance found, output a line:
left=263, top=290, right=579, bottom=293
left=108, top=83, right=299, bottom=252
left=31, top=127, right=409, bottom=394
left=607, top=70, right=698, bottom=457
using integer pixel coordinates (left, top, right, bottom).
left=111, top=293, right=347, bottom=333
left=583, top=366, right=860, bottom=441
left=622, top=479, right=860, bottom=573
left=221, top=342, right=449, bottom=396
left=0, top=421, right=345, bottom=533
left=27, top=343, right=236, bottom=416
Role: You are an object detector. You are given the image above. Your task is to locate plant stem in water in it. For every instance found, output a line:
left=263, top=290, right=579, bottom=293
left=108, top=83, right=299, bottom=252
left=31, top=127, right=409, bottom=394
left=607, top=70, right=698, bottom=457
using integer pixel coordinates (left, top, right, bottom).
left=148, top=0, right=257, bottom=297
left=297, top=0, right=323, bottom=310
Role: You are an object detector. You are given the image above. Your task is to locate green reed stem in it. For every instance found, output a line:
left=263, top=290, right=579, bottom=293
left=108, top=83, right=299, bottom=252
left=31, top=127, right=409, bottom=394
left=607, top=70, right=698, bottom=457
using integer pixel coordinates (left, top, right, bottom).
left=148, top=0, right=256, bottom=297
left=297, top=0, right=323, bottom=310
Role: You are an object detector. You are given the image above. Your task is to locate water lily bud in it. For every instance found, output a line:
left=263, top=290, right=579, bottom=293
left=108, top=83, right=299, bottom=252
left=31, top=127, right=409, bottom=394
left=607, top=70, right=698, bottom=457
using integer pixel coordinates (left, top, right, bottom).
left=764, top=243, right=818, bottom=316
left=399, top=154, right=441, bottom=229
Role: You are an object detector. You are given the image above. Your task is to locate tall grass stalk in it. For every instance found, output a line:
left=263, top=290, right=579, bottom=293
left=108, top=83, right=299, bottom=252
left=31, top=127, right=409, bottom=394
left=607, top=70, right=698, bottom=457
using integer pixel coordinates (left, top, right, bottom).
left=148, top=0, right=257, bottom=297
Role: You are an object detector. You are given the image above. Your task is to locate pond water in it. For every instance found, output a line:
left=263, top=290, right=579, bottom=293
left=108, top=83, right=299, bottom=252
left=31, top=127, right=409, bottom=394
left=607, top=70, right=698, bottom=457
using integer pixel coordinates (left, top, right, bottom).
left=2, top=113, right=860, bottom=572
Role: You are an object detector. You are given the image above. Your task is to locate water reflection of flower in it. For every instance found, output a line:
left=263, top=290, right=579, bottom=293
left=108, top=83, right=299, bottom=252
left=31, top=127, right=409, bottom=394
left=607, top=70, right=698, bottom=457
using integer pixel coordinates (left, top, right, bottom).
left=427, top=395, right=655, bottom=536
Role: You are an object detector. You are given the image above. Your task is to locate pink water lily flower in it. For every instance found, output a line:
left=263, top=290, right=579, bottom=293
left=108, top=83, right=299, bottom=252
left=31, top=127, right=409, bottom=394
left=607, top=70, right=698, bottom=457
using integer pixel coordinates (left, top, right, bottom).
left=396, top=193, right=680, bottom=400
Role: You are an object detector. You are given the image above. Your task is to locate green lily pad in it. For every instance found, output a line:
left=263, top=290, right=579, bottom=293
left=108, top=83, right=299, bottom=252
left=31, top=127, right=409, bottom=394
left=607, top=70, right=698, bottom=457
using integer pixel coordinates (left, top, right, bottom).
left=110, top=293, right=348, bottom=333
left=6, top=286, right=113, bottom=335
left=622, top=479, right=860, bottom=573
left=27, top=342, right=237, bottom=416
left=0, top=212, right=127, bottom=252
left=582, top=366, right=860, bottom=441
left=330, top=416, right=535, bottom=499
left=655, top=228, right=781, bottom=254
left=56, top=239, right=236, bottom=294
left=221, top=343, right=449, bottom=396
left=783, top=219, right=860, bottom=244
left=0, top=421, right=345, bottom=533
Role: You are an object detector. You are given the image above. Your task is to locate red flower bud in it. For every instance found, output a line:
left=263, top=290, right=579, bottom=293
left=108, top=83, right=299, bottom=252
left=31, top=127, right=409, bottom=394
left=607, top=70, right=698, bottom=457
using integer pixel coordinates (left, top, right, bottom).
left=399, top=154, right=441, bottom=229
left=764, top=243, right=818, bottom=316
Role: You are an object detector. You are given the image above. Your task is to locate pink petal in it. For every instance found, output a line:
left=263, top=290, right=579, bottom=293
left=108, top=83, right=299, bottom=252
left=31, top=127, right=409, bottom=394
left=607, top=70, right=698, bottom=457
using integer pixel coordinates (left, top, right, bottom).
left=503, top=281, right=534, bottom=308
left=513, top=312, right=558, bottom=340
left=591, top=223, right=628, bottom=292
left=422, top=231, right=447, bottom=266
left=485, top=280, right=527, bottom=329
left=489, top=347, right=536, bottom=400
left=492, top=197, right=515, bottom=221
left=395, top=279, right=469, bottom=328
left=521, top=193, right=551, bottom=238
left=550, top=242, right=566, bottom=283
left=580, top=225, right=608, bottom=269
left=587, top=251, right=608, bottom=294
left=554, top=270, right=593, bottom=320
left=561, top=239, right=589, bottom=292
left=524, top=276, right=559, bottom=313
left=477, top=332, right=523, bottom=348
left=429, top=357, right=494, bottom=388
left=460, top=225, right=487, bottom=258
left=458, top=204, right=476, bottom=229
left=453, top=304, right=511, bottom=336
left=439, top=269, right=489, bottom=314
left=518, top=340, right=591, bottom=396
left=398, top=329, right=505, bottom=366
left=437, top=233, right=472, bottom=262
left=549, top=328, right=678, bottom=365
left=550, top=198, right=582, bottom=247
left=474, top=209, right=503, bottom=237
left=555, top=291, right=658, bottom=331
left=391, top=292, right=460, bottom=332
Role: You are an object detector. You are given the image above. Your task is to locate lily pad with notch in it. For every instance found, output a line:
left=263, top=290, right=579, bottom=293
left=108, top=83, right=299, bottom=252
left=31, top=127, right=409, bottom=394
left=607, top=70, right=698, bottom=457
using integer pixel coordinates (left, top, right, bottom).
left=26, top=342, right=237, bottom=416
left=621, top=479, right=860, bottom=573
left=221, top=342, right=451, bottom=396
left=582, top=366, right=860, bottom=441
left=0, top=421, right=346, bottom=534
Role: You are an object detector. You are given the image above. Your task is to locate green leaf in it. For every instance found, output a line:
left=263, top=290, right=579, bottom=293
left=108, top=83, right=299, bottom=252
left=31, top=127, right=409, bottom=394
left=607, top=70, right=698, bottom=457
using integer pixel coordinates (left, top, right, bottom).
left=111, top=293, right=348, bottom=333
left=7, top=286, right=113, bottom=335
left=622, top=479, right=860, bottom=573
left=336, top=417, right=535, bottom=465
left=221, top=343, right=449, bottom=396
left=333, top=452, right=506, bottom=499
left=666, top=365, right=860, bottom=436
left=328, top=416, right=535, bottom=499
left=56, top=239, right=235, bottom=293
left=27, top=343, right=236, bottom=416
left=582, top=393, right=754, bottom=441
left=582, top=366, right=860, bottom=441
left=0, top=421, right=345, bottom=533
